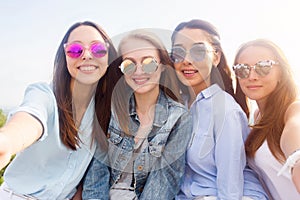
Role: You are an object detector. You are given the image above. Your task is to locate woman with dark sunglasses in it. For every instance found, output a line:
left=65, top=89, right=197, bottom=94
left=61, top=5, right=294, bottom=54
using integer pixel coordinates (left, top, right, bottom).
left=233, top=39, right=300, bottom=199
left=0, top=21, right=121, bottom=199
left=83, top=29, right=192, bottom=200
left=171, top=19, right=268, bottom=200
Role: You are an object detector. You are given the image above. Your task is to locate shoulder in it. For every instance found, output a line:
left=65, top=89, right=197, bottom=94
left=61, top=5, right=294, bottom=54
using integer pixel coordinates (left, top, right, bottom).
left=165, top=94, right=188, bottom=113
left=213, top=89, right=244, bottom=113
left=24, top=82, right=54, bottom=99
left=26, top=82, right=53, bottom=93
left=285, top=100, right=300, bottom=120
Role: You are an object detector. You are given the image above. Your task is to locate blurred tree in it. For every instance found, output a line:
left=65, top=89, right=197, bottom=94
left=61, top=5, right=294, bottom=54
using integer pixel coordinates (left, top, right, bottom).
left=0, top=109, right=7, bottom=185
left=0, top=109, right=6, bottom=127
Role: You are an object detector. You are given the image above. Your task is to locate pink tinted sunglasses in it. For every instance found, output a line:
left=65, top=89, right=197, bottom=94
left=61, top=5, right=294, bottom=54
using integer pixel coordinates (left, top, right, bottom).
left=64, top=42, right=108, bottom=58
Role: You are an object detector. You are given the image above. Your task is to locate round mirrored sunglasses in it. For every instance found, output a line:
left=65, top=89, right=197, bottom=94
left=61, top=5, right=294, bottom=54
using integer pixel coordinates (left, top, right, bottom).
left=119, top=57, right=159, bottom=75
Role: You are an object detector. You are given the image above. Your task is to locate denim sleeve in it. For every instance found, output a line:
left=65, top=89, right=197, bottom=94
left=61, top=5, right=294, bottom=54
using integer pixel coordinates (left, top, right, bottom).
left=82, top=153, right=110, bottom=200
left=139, top=111, right=192, bottom=200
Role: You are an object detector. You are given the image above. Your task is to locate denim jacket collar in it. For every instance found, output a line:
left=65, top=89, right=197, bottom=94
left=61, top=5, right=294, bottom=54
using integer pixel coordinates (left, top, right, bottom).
left=128, top=89, right=169, bottom=128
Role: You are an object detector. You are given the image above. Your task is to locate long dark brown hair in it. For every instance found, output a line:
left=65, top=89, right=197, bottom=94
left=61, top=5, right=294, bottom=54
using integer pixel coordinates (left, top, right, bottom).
left=53, top=21, right=121, bottom=150
left=234, top=39, right=298, bottom=162
left=111, top=30, right=182, bottom=135
left=171, top=19, right=234, bottom=97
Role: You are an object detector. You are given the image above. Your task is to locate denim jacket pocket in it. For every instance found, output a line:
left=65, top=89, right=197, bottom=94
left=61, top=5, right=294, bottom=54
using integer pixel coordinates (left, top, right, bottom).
left=108, top=131, right=123, bottom=145
left=148, top=131, right=169, bottom=157
left=148, top=143, right=164, bottom=157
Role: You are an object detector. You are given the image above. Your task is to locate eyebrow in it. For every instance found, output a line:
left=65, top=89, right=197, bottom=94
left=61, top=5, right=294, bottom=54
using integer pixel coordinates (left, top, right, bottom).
left=122, top=56, right=154, bottom=63
left=173, top=42, right=206, bottom=47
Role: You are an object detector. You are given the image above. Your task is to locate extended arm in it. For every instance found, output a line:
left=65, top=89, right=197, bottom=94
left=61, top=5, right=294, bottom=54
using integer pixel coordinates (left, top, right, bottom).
left=280, top=101, right=300, bottom=192
left=0, top=111, right=43, bottom=169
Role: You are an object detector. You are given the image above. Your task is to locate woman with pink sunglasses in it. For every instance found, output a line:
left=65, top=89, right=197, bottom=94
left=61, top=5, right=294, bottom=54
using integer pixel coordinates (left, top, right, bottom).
left=233, top=39, right=300, bottom=200
left=0, top=21, right=121, bottom=199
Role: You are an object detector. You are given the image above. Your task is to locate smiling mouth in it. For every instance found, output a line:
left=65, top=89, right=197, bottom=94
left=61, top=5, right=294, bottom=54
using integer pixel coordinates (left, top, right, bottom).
left=133, top=77, right=150, bottom=85
left=78, top=65, right=98, bottom=71
left=181, top=69, right=198, bottom=77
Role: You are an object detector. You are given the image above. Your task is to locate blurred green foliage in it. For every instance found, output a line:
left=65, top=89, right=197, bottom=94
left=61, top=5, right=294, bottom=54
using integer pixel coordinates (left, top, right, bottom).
left=0, top=109, right=7, bottom=185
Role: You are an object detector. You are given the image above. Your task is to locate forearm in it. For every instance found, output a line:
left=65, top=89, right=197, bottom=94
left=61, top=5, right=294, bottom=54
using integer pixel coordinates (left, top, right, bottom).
left=292, top=161, right=300, bottom=193
left=1, top=112, right=42, bottom=153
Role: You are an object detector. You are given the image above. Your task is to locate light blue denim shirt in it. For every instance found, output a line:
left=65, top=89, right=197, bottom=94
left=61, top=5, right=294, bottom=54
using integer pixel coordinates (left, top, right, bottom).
left=4, top=82, right=96, bottom=200
left=83, top=90, right=192, bottom=200
left=176, top=84, right=268, bottom=200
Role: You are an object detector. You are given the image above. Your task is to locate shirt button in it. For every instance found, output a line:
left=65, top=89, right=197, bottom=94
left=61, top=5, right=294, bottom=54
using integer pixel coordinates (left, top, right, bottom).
left=137, top=165, right=143, bottom=171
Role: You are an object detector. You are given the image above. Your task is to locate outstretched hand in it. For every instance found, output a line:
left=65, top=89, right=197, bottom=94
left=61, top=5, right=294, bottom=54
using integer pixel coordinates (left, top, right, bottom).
left=0, top=134, right=13, bottom=170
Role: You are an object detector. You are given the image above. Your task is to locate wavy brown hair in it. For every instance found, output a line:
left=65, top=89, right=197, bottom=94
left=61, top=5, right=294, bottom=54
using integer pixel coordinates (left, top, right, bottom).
left=111, top=30, right=182, bottom=136
left=234, top=39, right=298, bottom=162
left=171, top=19, right=234, bottom=97
left=53, top=21, right=121, bottom=150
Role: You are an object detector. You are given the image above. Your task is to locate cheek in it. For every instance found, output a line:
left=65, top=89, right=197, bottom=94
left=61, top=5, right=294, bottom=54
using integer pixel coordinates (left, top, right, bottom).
left=174, top=63, right=181, bottom=72
left=195, top=61, right=212, bottom=77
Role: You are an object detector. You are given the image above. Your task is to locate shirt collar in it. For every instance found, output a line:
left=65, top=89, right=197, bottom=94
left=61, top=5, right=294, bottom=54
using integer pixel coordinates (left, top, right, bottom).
left=195, top=84, right=221, bottom=102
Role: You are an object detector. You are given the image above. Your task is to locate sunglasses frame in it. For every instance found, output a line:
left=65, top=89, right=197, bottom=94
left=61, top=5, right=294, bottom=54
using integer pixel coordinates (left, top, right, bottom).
left=232, top=60, right=278, bottom=79
left=119, top=57, right=159, bottom=75
left=64, top=41, right=109, bottom=59
left=171, top=43, right=215, bottom=63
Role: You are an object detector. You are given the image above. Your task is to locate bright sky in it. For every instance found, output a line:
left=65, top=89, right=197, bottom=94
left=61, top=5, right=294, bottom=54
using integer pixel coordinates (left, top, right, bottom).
left=1, top=0, right=300, bottom=111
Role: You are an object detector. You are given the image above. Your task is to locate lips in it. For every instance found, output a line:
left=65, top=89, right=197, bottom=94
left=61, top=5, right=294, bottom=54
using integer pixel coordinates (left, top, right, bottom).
left=132, top=77, right=150, bottom=85
left=181, top=69, right=198, bottom=77
left=246, top=85, right=262, bottom=90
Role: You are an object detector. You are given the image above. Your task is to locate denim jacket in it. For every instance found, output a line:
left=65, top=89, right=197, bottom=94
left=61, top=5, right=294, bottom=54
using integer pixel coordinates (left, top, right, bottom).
left=83, top=90, right=192, bottom=200
left=109, top=91, right=192, bottom=199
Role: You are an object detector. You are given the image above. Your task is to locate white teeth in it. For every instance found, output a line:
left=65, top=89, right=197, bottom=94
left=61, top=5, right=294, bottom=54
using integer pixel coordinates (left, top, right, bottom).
left=79, top=66, right=96, bottom=71
left=183, top=70, right=196, bottom=74
left=134, top=78, right=148, bottom=83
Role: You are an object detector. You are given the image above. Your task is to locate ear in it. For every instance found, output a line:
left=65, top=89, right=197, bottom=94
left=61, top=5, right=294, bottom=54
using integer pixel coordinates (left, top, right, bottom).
left=212, top=50, right=221, bottom=67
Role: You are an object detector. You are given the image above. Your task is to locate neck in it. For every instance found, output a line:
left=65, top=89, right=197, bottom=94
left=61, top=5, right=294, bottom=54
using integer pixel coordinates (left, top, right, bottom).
left=256, top=100, right=266, bottom=116
left=70, top=80, right=97, bottom=125
left=192, top=76, right=210, bottom=98
left=134, top=87, right=159, bottom=126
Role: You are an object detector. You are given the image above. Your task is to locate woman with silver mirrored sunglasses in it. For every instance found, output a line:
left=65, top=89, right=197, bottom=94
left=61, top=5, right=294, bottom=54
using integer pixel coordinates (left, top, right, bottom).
left=171, top=19, right=268, bottom=200
left=83, top=29, right=192, bottom=200
left=234, top=39, right=300, bottom=200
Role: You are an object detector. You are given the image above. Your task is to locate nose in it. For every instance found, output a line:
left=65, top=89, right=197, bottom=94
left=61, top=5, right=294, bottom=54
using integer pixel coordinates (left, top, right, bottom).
left=182, top=52, right=193, bottom=64
left=134, top=63, right=144, bottom=74
left=248, top=66, right=259, bottom=80
left=82, top=49, right=92, bottom=60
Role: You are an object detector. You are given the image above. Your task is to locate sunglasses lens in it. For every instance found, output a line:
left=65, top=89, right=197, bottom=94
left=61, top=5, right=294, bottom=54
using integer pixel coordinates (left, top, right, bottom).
left=120, top=59, right=136, bottom=75
left=190, top=44, right=206, bottom=62
left=171, top=47, right=186, bottom=63
left=255, top=61, right=272, bottom=76
left=142, top=58, right=158, bottom=73
left=65, top=43, right=83, bottom=58
left=90, top=42, right=108, bottom=58
left=233, top=64, right=250, bottom=79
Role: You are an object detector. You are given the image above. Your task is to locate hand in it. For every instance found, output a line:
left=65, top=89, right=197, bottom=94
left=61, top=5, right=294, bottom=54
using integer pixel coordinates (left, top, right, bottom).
left=0, top=133, right=13, bottom=170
